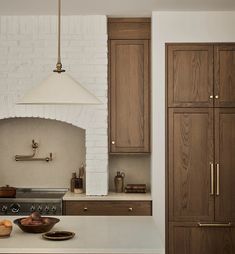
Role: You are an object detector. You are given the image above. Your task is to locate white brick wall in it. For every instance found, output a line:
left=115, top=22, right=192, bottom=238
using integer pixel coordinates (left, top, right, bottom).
left=0, top=15, right=108, bottom=195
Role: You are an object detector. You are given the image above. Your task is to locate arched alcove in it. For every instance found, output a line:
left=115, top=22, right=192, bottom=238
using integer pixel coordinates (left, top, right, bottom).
left=0, top=117, right=85, bottom=188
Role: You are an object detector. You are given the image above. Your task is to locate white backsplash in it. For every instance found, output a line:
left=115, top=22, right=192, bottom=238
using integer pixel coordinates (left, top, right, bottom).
left=0, top=16, right=108, bottom=195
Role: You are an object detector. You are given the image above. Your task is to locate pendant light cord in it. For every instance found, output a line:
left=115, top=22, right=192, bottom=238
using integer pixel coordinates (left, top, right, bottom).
left=54, top=0, right=65, bottom=73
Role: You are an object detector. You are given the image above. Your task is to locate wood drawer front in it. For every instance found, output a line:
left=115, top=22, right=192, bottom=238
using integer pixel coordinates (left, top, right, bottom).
left=64, top=201, right=152, bottom=216
left=169, top=222, right=235, bottom=254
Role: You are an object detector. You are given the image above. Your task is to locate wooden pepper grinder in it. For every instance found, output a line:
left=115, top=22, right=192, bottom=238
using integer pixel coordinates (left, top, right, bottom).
left=114, top=171, right=125, bottom=193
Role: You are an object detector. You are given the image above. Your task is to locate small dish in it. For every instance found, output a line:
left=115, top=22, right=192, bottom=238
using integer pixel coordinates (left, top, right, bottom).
left=42, top=231, right=75, bottom=241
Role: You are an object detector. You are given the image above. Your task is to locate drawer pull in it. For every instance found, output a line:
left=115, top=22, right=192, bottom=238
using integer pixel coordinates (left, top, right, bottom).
left=83, top=207, right=88, bottom=211
left=210, top=163, right=214, bottom=195
left=128, top=207, right=133, bottom=212
left=216, top=163, right=220, bottom=196
left=198, top=222, right=232, bottom=227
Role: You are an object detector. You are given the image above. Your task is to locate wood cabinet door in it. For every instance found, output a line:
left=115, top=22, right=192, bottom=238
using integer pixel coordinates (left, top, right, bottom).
left=168, top=108, right=214, bottom=221
left=167, top=44, right=214, bottom=107
left=215, top=108, right=235, bottom=222
left=214, top=44, right=235, bottom=107
left=109, top=40, right=150, bottom=153
left=169, top=222, right=235, bottom=254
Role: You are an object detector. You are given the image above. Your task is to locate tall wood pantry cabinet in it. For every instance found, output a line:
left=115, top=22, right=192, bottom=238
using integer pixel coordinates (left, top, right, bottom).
left=108, top=18, right=151, bottom=153
left=167, top=43, right=235, bottom=254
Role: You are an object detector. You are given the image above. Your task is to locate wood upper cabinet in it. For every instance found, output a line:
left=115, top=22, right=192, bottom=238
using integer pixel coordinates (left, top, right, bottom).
left=214, top=45, right=235, bottom=107
left=168, top=108, right=214, bottom=221
left=215, top=108, right=235, bottom=222
left=167, top=44, right=214, bottom=107
left=108, top=19, right=150, bottom=153
left=167, top=43, right=235, bottom=108
left=169, top=222, right=235, bottom=254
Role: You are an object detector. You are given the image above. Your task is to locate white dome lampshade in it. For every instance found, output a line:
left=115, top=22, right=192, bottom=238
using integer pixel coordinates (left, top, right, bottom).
left=17, top=0, right=101, bottom=105
left=18, top=72, right=101, bottom=105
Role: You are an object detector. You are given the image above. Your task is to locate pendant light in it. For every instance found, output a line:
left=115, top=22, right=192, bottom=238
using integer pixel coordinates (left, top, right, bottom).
left=18, top=0, right=101, bottom=105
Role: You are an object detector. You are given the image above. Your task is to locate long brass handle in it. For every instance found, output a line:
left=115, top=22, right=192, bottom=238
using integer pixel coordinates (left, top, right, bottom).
left=198, top=222, right=232, bottom=227
left=210, top=163, right=214, bottom=195
left=216, top=163, right=220, bottom=196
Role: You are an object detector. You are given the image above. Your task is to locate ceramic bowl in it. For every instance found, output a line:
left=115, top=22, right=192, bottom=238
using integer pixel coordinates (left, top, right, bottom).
left=14, top=217, right=60, bottom=234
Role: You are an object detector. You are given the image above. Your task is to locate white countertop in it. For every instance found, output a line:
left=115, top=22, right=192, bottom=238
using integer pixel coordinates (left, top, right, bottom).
left=0, top=216, right=164, bottom=254
left=63, top=192, right=152, bottom=201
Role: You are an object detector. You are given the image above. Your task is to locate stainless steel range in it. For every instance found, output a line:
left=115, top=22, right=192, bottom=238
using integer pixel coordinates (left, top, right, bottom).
left=0, top=188, right=67, bottom=216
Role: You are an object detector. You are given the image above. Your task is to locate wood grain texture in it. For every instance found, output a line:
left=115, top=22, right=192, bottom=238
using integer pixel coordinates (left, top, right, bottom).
left=169, top=222, right=235, bottom=254
left=215, top=108, right=235, bottom=222
left=214, top=44, right=235, bottom=107
left=63, top=201, right=152, bottom=216
left=168, top=108, right=214, bottom=221
left=167, top=44, right=214, bottom=107
left=109, top=40, right=150, bottom=153
left=166, top=42, right=235, bottom=254
left=108, top=18, right=151, bottom=39
left=108, top=18, right=151, bottom=23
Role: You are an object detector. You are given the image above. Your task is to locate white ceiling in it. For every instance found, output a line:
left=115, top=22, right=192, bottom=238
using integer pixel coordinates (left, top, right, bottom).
left=0, top=0, right=234, bottom=16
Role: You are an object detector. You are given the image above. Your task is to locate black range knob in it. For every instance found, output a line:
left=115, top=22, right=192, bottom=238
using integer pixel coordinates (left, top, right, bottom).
left=1, top=205, right=8, bottom=212
left=30, top=205, right=36, bottom=212
left=10, top=203, right=20, bottom=213
left=45, top=206, right=50, bottom=213
left=37, top=206, right=43, bottom=212
left=51, top=206, right=57, bottom=213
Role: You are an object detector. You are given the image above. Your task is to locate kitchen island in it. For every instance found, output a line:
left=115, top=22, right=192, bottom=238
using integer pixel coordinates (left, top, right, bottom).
left=0, top=216, right=164, bottom=254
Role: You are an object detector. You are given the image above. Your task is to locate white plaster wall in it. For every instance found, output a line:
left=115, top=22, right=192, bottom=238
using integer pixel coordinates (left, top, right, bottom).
left=152, top=11, right=235, bottom=246
left=0, top=15, right=108, bottom=195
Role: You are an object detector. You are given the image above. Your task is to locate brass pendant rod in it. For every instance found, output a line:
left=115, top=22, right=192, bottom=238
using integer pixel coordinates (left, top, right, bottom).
left=58, top=0, right=61, bottom=64
left=54, top=0, right=65, bottom=73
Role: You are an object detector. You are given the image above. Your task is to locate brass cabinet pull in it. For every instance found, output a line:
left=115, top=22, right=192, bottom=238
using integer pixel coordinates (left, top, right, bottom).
left=128, top=207, right=133, bottom=212
left=83, top=207, right=88, bottom=211
left=210, top=163, right=214, bottom=195
left=216, top=163, right=220, bottom=196
left=209, top=95, right=214, bottom=99
left=215, top=95, right=219, bottom=99
left=198, top=222, right=232, bottom=227
left=111, top=141, right=115, bottom=145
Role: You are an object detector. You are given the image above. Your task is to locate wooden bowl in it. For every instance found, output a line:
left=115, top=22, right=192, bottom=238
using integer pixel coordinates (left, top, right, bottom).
left=0, top=225, right=12, bottom=237
left=14, top=217, right=60, bottom=234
